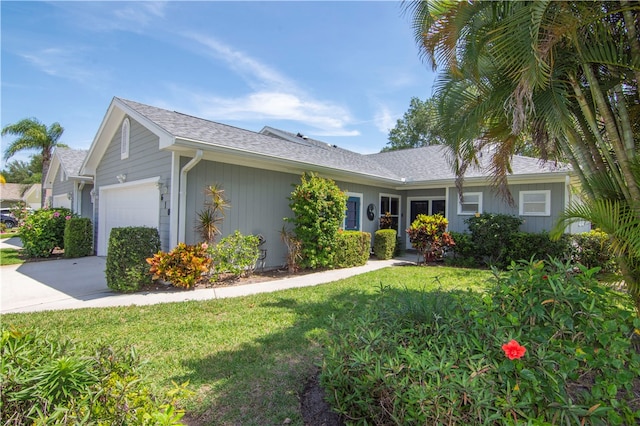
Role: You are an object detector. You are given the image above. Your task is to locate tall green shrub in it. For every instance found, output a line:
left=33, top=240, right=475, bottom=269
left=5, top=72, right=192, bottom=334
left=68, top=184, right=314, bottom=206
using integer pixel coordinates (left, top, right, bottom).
left=286, top=172, right=347, bottom=269
left=334, top=230, right=371, bottom=268
left=105, top=227, right=160, bottom=292
left=373, top=229, right=397, bottom=260
left=63, top=217, right=93, bottom=258
left=20, top=207, right=74, bottom=257
left=465, top=213, right=523, bottom=266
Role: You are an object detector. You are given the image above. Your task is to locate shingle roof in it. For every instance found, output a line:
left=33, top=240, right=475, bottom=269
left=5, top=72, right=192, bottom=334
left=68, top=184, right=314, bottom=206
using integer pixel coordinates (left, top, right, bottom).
left=118, top=98, right=402, bottom=180
left=367, top=146, right=571, bottom=183
left=56, top=147, right=88, bottom=177
left=117, top=97, right=570, bottom=184
left=0, top=183, right=30, bottom=201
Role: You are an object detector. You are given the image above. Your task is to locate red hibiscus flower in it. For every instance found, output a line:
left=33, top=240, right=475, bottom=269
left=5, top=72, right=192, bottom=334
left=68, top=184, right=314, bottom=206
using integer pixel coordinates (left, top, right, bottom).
left=502, top=340, right=526, bottom=360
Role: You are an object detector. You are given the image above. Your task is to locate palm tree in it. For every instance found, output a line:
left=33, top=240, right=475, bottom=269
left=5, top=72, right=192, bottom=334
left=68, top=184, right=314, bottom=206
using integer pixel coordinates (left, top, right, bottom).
left=407, top=0, right=640, bottom=313
left=2, top=118, right=65, bottom=207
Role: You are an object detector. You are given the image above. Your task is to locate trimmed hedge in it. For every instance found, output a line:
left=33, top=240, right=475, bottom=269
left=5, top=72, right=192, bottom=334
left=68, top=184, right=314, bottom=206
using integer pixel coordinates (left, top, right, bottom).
left=334, top=231, right=371, bottom=268
left=63, top=217, right=93, bottom=258
left=373, top=229, right=397, bottom=260
left=105, top=227, right=160, bottom=292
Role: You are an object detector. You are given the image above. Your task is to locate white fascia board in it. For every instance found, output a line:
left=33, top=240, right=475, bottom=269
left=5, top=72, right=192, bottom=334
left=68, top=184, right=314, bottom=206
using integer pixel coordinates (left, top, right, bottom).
left=171, top=137, right=402, bottom=187
left=43, top=155, right=61, bottom=189
left=82, top=98, right=175, bottom=176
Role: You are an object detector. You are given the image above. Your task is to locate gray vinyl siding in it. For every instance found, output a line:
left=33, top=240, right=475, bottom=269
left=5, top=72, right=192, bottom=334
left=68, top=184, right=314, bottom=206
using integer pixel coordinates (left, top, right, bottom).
left=94, top=117, right=172, bottom=251
left=184, top=159, right=298, bottom=269
left=184, top=161, right=404, bottom=268
left=447, top=182, right=565, bottom=234
left=80, top=184, right=93, bottom=219
left=51, top=168, right=74, bottom=198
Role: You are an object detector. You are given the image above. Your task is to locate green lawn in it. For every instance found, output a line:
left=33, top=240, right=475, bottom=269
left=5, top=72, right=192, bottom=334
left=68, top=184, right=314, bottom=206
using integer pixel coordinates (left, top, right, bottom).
left=0, top=248, right=23, bottom=266
left=0, top=265, right=492, bottom=425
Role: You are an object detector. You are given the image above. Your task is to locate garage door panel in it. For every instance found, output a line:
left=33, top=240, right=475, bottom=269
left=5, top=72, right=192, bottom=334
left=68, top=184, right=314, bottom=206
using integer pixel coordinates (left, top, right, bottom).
left=98, top=182, right=159, bottom=256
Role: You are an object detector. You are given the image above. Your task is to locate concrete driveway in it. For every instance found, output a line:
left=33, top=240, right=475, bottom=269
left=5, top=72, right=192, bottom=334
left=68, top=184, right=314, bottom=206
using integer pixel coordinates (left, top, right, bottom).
left=1, top=236, right=406, bottom=314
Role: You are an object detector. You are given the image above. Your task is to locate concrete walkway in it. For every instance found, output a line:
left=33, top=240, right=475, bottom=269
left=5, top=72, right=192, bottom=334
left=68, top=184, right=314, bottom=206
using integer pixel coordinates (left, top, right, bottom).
left=1, top=237, right=415, bottom=313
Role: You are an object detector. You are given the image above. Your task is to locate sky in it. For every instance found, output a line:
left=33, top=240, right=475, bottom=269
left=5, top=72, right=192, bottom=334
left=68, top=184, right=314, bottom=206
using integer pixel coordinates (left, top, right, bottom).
left=1, top=1, right=438, bottom=169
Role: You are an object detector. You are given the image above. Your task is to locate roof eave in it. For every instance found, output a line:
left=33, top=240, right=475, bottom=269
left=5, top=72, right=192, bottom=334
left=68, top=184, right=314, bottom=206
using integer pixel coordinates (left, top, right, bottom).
left=170, top=137, right=402, bottom=187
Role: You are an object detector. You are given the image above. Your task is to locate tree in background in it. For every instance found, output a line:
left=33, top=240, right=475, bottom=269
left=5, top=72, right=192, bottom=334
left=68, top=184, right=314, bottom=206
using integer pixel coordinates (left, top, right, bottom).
left=2, top=118, right=65, bottom=207
left=407, top=0, right=640, bottom=313
left=1, top=155, right=43, bottom=184
left=382, top=97, right=444, bottom=152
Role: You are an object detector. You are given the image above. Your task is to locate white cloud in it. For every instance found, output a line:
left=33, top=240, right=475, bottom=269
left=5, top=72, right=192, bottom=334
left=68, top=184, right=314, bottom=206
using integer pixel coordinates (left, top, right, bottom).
left=172, top=33, right=360, bottom=136
left=52, top=1, right=167, bottom=32
left=373, top=104, right=397, bottom=134
left=20, top=47, right=108, bottom=84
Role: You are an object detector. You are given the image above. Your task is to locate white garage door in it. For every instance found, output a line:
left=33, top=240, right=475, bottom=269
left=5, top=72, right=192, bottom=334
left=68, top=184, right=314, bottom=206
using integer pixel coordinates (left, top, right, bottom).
left=98, top=180, right=159, bottom=256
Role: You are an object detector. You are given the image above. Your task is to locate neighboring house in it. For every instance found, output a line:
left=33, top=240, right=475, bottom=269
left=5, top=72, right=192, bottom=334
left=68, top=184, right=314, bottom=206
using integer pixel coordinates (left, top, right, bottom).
left=44, top=147, right=93, bottom=218
left=80, top=97, right=588, bottom=265
left=0, top=182, right=45, bottom=210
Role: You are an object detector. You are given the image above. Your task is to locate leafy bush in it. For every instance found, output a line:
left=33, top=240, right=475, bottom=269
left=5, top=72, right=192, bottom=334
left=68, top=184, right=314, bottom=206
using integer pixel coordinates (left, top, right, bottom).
left=20, top=207, right=74, bottom=257
left=1, top=326, right=189, bottom=425
left=286, top=172, right=347, bottom=269
left=373, top=229, right=397, bottom=260
left=321, top=259, right=640, bottom=425
left=465, top=213, right=523, bottom=266
left=504, top=231, right=570, bottom=265
left=63, top=217, right=93, bottom=258
left=147, top=242, right=211, bottom=289
left=445, top=231, right=478, bottom=267
left=208, top=231, right=260, bottom=281
left=407, top=213, right=455, bottom=263
left=334, top=230, right=371, bottom=268
left=569, top=229, right=618, bottom=273
left=106, top=227, right=160, bottom=292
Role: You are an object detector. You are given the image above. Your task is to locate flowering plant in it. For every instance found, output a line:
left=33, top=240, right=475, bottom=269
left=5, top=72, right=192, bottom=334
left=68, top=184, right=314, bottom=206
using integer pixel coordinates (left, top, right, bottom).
left=502, top=339, right=526, bottom=360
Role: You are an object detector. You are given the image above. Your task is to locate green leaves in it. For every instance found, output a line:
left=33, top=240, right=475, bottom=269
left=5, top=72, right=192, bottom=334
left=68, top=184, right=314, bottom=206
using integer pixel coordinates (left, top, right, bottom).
left=321, top=258, right=640, bottom=424
left=286, top=172, right=347, bottom=269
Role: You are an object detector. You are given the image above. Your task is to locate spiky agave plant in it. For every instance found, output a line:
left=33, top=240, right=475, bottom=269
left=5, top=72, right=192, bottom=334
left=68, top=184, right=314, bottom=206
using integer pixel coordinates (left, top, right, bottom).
left=195, top=183, right=230, bottom=244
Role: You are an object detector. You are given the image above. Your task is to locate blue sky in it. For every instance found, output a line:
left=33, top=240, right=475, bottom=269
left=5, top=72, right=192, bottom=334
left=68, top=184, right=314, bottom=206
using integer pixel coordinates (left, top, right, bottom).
left=1, top=1, right=437, bottom=168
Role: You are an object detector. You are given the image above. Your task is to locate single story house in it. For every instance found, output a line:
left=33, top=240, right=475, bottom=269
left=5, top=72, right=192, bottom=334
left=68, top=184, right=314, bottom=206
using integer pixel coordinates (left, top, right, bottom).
left=0, top=183, right=45, bottom=211
left=44, top=147, right=93, bottom=218
left=79, top=97, right=588, bottom=267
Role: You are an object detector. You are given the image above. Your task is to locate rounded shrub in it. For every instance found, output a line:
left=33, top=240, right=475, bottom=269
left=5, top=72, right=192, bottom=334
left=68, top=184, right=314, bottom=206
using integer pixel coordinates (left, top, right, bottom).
left=63, top=217, right=93, bottom=258
left=105, top=227, right=160, bottom=292
left=20, top=207, right=74, bottom=257
left=334, top=230, right=371, bottom=268
left=208, top=231, right=260, bottom=281
left=373, top=229, right=396, bottom=260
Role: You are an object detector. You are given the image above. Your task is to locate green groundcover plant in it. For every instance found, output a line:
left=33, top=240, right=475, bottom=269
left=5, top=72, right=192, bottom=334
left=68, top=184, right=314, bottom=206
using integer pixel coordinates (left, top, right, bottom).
left=1, top=326, right=190, bottom=425
left=321, top=259, right=640, bottom=425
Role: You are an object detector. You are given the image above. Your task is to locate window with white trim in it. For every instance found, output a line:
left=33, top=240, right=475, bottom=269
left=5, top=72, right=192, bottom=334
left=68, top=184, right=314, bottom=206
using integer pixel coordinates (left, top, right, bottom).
left=519, top=190, right=551, bottom=216
left=457, top=192, right=482, bottom=215
left=121, top=118, right=130, bottom=160
left=380, top=194, right=400, bottom=231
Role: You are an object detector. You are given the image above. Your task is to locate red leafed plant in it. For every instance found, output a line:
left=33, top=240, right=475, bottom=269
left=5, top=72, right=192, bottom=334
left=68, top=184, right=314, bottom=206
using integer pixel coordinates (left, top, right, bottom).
left=147, top=243, right=211, bottom=289
left=407, top=214, right=455, bottom=264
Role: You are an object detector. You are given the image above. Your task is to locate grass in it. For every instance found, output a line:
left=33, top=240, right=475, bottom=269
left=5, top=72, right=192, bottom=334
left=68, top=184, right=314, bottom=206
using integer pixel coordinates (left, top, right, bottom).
left=0, top=248, right=23, bottom=266
left=0, top=265, right=492, bottom=425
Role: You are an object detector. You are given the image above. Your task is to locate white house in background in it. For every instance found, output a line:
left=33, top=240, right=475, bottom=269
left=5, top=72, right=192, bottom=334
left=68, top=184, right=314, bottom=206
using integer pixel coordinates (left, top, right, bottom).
left=79, top=97, right=588, bottom=262
left=44, top=147, right=93, bottom=218
left=0, top=182, right=46, bottom=210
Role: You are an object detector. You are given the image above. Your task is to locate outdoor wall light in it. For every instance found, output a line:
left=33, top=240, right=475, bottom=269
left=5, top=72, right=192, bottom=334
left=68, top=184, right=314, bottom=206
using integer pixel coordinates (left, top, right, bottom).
left=66, top=192, right=73, bottom=200
left=116, top=174, right=127, bottom=183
